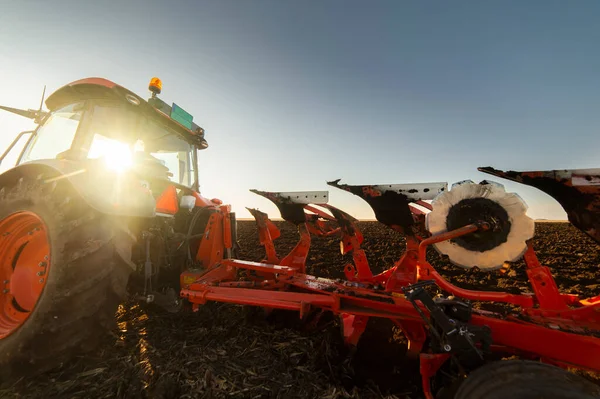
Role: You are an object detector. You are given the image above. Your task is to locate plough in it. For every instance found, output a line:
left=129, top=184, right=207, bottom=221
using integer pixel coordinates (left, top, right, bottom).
left=182, top=171, right=600, bottom=398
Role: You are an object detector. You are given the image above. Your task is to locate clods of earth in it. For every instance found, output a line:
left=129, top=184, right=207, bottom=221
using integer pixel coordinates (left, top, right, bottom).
left=2, top=221, right=599, bottom=398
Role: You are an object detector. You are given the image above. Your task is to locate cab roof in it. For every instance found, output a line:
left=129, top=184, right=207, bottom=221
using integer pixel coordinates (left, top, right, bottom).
left=45, top=77, right=207, bottom=148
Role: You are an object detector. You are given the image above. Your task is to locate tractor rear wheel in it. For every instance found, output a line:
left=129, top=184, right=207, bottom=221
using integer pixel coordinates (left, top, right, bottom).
left=454, top=360, right=600, bottom=399
left=0, top=175, right=135, bottom=381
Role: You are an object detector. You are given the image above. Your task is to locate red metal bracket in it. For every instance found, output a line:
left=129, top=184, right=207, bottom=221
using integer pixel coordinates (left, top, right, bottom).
left=341, top=314, right=369, bottom=346
left=523, top=243, right=568, bottom=310
left=394, top=319, right=426, bottom=357
left=279, top=224, right=311, bottom=274
left=420, top=353, right=451, bottom=399
left=247, top=207, right=280, bottom=264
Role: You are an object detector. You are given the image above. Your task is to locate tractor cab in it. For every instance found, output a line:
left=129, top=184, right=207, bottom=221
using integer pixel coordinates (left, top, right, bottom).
left=1, top=77, right=213, bottom=215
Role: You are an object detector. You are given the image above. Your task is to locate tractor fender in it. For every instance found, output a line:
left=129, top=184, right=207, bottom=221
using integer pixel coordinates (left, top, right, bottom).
left=0, top=160, right=157, bottom=218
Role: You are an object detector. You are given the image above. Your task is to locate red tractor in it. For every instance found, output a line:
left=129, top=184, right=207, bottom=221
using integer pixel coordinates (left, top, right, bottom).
left=0, top=77, right=232, bottom=376
left=2, top=77, right=600, bottom=398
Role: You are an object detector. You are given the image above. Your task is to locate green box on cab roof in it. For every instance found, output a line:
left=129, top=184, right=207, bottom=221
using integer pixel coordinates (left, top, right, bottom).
left=170, top=103, right=193, bottom=130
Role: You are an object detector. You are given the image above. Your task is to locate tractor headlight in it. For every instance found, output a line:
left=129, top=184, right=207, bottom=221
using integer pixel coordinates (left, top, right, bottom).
left=88, top=135, right=133, bottom=172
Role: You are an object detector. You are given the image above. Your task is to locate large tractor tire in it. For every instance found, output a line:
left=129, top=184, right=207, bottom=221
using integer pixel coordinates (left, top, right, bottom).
left=454, top=360, right=600, bottom=399
left=0, top=175, right=135, bottom=381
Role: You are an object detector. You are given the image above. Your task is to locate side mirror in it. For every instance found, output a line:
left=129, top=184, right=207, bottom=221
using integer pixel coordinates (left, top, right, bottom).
left=0, top=131, right=34, bottom=172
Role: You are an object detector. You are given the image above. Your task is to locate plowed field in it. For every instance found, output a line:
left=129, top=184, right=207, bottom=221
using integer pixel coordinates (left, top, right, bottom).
left=3, top=221, right=599, bottom=399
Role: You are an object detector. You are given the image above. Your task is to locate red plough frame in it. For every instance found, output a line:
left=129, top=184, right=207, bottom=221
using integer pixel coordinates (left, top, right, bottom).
left=180, top=182, right=600, bottom=397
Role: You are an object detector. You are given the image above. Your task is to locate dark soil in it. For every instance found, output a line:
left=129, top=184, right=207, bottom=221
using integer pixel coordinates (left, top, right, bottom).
left=1, top=222, right=598, bottom=399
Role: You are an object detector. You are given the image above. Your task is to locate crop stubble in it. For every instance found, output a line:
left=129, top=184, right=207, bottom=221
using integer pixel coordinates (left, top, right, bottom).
left=2, top=222, right=598, bottom=399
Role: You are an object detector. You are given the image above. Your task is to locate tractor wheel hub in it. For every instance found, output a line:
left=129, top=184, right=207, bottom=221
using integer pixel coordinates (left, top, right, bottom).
left=0, top=212, right=50, bottom=338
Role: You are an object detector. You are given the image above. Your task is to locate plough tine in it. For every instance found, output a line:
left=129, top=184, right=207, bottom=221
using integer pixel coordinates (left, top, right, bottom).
left=250, top=189, right=342, bottom=237
left=250, top=189, right=337, bottom=274
left=304, top=214, right=340, bottom=237
left=479, top=167, right=600, bottom=244
left=302, top=205, right=342, bottom=236
left=327, top=179, right=447, bottom=235
left=303, top=204, right=336, bottom=221
left=246, top=207, right=280, bottom=264
left=320, top=204, right=370, bottom=280
left=320, top=204, right=363, bottom=243
left=250, top=189, right=329, bottom=224
left=246, top=207, right=281, bottom=240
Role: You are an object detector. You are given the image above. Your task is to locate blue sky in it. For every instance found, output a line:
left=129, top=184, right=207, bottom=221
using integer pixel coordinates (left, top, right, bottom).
left=1, top=1, right=599, bottom=219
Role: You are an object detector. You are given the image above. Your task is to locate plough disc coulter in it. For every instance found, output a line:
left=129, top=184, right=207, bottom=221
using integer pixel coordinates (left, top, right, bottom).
left=181, top=169, right=600, bottom=398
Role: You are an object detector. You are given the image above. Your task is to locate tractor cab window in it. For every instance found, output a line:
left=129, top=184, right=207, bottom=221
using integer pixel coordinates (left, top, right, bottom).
left=139, top=119, right=194, bottom=187
left=86, top=104, right=194, bottom=187
left=20, top=103, right=83, bottom=164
